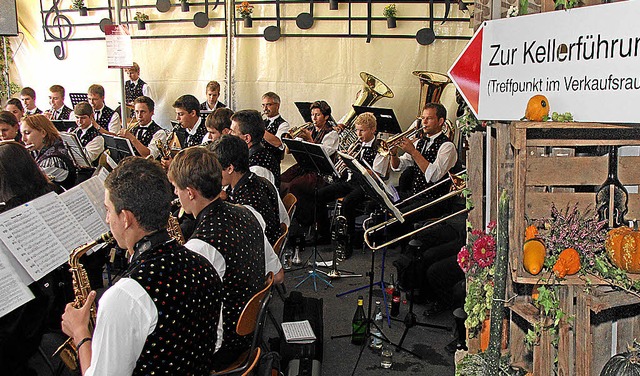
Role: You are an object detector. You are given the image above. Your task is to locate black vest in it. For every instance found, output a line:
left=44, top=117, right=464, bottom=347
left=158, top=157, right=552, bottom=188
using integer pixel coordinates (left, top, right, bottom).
left=72, top=126, right=101, bottom=147
left=227, top=173, right=281, bottom=246
left=132, top=121, right=162, bottom=148
left=35, top=140, right=77, bottom=189
left=199, top=101, right=226, bottom=111
left=125, top=79, right=146, bottom=104
left=249, top=144, right=281, bottom=189
left=53, top=105, right=72, bottom=120
left=125, top=231, right=222, bottom=376
left=358, top=140, right=379, bottom=167
left=95, top=106, right=116, bottom=130
left=262, top=116, right=286, bottom=160
left=410, top=133, right=452, bottom=199
left=176, top=121, right=208, bottom=149
left=191, top=200, right=265, bottom=354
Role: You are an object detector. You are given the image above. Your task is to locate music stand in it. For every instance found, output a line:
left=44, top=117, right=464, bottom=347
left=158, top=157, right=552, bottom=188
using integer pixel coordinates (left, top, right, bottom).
left=51, top=120, right=76, bottom=132
left=282, top=138, right=337, bottom=291
left=60, top=132, right=93, bottom=169
left=352, top=106, right=402, bottom=135
left=200, top=109, right=213, bottom=123
left=102, top=134, right=135, bottom=164
left=69, top=93, right=87, bottom=107
left=294, top=102, right=312, bottom=123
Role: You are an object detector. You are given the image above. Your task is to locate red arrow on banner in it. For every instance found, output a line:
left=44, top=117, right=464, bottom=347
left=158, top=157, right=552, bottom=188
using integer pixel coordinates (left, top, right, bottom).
left=448, top=25, right=483, bottom=116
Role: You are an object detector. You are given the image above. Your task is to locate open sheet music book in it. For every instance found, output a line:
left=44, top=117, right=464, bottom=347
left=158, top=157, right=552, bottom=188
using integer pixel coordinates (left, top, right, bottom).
left=281, top=320, right=317, bottom=344
left=0, top=175, right=109, bottom=318
left=60, top=131, right=93, bottom=169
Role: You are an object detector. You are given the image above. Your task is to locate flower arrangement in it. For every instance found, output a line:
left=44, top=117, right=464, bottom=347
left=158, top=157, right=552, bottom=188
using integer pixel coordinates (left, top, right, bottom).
left=382, top=4, right=397, bottom=18
left=236, top=1, right=254, bottom=18
left=71, top=0, right=86, bottom=10
left=134, top=12, right=150, bottom=22
left=458, top=221, right=497, bottom=335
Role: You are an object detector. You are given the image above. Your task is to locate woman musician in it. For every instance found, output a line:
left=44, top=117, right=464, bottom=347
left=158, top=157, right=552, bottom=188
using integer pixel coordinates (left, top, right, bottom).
left=314, top=112, right=389, bottom=257
left=280, top=100, right=339, bottom=234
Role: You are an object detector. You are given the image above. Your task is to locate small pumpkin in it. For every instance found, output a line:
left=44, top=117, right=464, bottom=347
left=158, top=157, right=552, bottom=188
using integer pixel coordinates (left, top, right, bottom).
left=552, top=248, right=581, bottom=278
left=600, top=344, right=640, bottom=376
left=524, top=94, right=550, bottom=121
left=523, top=238, right=546, bottom=275
left=525, top=225, right=539, bottom=241
left=605, top=225, right=640, bottom=274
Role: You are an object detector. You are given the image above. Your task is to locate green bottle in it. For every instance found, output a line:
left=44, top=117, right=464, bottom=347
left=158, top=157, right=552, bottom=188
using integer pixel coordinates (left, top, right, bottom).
left=351, top=295, right=366, bottom=345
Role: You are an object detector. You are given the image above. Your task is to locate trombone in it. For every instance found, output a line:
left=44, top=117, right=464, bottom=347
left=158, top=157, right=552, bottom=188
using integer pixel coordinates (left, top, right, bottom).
left=363, top=170, right=469, bottom=251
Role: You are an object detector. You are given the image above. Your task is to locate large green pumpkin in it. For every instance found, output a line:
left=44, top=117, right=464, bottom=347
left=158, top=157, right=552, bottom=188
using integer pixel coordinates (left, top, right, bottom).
left=600, top=349, right=640, bottom=376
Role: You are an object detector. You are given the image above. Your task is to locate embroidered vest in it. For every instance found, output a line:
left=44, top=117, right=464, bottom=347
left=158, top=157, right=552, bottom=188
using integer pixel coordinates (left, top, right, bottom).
left=227, top=173, right=281, bottom=246
left=133, top=121, right=162, bottom=147
left=176, top=122, right=208, bottom=149
left=358, top=140, right=379, bottom=167
left=249, top=144, right=281, bottom=189
left=409, top=133, right=452, bottom=199
left=125, top=232, right=222, bottom=375
left=125, top=79, right=146, bottom=104
left=73, top=126, right=100, bottom=147
left=199, top=101, right=226, bottom=111
left=95, top=106, right=115, bottom=130
left=56, top=105, right=73, bottom=120
left=262, top=116, right=286, bottom=160
left=191, top=200, right=265, bottom=354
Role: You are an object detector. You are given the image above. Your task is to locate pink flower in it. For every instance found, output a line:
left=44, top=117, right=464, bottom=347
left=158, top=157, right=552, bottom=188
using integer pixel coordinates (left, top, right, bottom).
left=472, top=235, right=496, bottom=268
left=471, top=229, right=483, bottom=236
left=487, top=221, right=497, bottom=231
left=457, top=246, right=471, bottom=273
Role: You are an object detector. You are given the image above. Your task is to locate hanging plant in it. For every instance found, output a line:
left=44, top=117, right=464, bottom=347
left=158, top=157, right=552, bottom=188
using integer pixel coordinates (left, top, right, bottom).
left=236, top=1, right=254, bottom=18
left=382, top=4, right=397, bottom=28
left=0, top=39, right=20, bottom=102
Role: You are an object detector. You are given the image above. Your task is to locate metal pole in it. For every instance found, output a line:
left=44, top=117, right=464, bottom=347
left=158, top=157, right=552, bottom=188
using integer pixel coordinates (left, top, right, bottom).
left=225, top=0, right=235, bottom=109
left=115, top=0, right=127, bottom=123
left=2, top=37, right=10, bottom=100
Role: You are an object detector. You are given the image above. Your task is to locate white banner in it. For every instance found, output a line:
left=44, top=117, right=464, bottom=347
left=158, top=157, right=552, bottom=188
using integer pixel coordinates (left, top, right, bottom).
left=476, top=1, right=640, bottom=123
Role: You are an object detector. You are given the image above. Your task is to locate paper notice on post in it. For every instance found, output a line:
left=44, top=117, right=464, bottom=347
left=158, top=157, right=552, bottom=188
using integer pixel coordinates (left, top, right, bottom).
left=0, top=249, right=34, bottom=318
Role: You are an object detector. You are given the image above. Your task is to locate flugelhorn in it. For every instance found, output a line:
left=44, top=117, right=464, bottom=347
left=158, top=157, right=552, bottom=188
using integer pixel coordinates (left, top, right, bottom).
left=53, top=232, right=114, bottom=371
left=284, top=122, right=313, bottom=139
left=377, top=119, right=422, bottom=157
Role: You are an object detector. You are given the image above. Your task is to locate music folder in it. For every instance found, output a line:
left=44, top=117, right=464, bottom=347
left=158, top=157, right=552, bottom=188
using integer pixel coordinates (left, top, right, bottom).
left=338, top=151, right=404, bottom=223
left=102, top=134, right=136, bottom=164
left=352, top=106, right=402, bottom=134
left=51, top=120, right=76, bottom=132
left=282, top=138, right=337, bottom=178
left=60, top=132, right=93, bottom=169
left=294, top=102, right=312, bottom=123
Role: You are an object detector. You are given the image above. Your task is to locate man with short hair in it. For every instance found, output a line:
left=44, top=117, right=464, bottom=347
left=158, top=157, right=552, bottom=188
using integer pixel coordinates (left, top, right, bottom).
left=45, top=85, right=74, bottom=120
left=20, top=87, right=42, bottom=115
left=173, top=94, right=208, bottom=148
left=71, top=102, right=104, bottom=163
left=200, top=81, right=226, bottom=111
left=61, top=157, right=222, bottom=375
left=230, top=109, right=281, bottom=189
left=261, top=92, right=290, bottom=160
left=124, top=62, right=153, bottom=106
left=202, top=107, right=233, bottom=144
left=117, top=96, right=167, bottom=159
left=167, top=147, right=277, bottom=371
left=87, top=84, right=121, bottom=133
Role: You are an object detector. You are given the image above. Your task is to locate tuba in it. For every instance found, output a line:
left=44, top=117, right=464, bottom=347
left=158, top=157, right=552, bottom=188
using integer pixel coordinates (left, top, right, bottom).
left=337, top=72, right=394, bottom=149
left=53, top=232, right=114, bottom=371
left=412, top=71, right=456, bottom=143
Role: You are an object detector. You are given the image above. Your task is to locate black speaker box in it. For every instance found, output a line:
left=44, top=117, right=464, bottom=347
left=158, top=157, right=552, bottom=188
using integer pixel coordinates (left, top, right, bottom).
left=0, top=0, right=19, bottom=37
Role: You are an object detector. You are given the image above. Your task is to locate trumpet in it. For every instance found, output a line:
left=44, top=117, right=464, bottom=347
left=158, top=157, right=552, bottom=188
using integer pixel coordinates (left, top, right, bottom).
left=125, top=117, right=139, bottom=132
left=377, top=119, right=423, bottom=156
left=284, top=122, right=314, bottom=139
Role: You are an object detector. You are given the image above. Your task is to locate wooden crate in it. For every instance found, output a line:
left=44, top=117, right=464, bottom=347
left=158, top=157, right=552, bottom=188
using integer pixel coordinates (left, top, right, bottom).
left=507, top=122, right=640, bottom=284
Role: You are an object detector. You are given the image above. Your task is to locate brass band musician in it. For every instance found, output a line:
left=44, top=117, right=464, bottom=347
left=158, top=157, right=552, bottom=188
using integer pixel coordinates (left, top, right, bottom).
left=116, top=96, right=167, bottom=159
left=261, top=92, right=290, bottom=160
left=87, top=84, right=121, bottom=134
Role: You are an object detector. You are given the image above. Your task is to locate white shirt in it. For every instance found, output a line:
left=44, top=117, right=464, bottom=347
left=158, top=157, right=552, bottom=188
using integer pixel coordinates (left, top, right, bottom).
left=294, top=129, right=339, bottom=156
left=78, top=128, right=105, bottom=162
left=391, top=131, right=457, bottom=183
left=85, top=278, right=157, bottom=376
left=135, top=122, right=168, bottom=159
left=94, top=106, right=122, bottom=134
left=265, top=115, right=291, bottom=150
left=249, top=165, right=275, bottom=187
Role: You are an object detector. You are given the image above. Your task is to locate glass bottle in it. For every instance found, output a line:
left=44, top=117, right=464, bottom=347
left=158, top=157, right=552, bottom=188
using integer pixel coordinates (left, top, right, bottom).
left=351, top=295, right=366, bottom=345
left=370, top=300, right=383, bottom=349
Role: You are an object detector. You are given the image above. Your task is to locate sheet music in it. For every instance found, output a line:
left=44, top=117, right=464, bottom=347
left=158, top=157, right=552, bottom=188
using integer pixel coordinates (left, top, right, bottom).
left=60, top=132, right=93, bottom=169
left=281, top=320, right=317, bottom=344
left=29, top=193, right=91, bottom=251
left=60, top=184, right=108, bottom=240
left=0, top=250, right=34, bottom=318
left=0, top=206, right=68, bottom=280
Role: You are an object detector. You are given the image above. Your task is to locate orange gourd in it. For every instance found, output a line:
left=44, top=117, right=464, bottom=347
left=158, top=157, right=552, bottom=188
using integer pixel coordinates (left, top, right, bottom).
left=525, top=225, right=539, bottom=241
left=524, top=95, right=550, bottom=121
left=523, top=238, right=546, bottom=275
left=605, top=226, right=640, bottom=274
left=552, top=248, right=581, bottom=278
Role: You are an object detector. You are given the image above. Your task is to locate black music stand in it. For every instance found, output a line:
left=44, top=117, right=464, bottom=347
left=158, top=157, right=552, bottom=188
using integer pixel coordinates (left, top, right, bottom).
left=51, top=120, right=76, bottom=132
left=200, top=109, right=213, bottom=123
left=352, top=106, right=402, bottom=135
left=294, top=101, right=313, bottom=123
left=102, top=134, right=135, bottom=164
left=283, top=138, right=337, bottom=291
left=69, top=93, right=87, bottom=107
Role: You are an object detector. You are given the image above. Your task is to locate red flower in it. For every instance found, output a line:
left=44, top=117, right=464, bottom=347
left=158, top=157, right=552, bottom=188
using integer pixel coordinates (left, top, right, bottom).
left=457, top=246, right=471, bottom=273
left=486, top=221, right=497, bottom=232
left=472, top=235, right=496, bottom=268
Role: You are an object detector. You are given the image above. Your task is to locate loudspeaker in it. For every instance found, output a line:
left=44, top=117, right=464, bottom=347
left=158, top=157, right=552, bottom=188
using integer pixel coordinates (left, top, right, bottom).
left=0, top=0, right=19, bottom=37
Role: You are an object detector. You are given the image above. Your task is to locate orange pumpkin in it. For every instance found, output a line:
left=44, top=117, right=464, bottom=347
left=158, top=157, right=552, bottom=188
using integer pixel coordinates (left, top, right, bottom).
left=524, top=95, right=550, bottom=121
left=605, top=226, right=640, bottom=273
left=552, top=248, right=581, bottom=278
left=525, top=225, right=539, bottom=241
left=523, top=238, right=546, bottom=275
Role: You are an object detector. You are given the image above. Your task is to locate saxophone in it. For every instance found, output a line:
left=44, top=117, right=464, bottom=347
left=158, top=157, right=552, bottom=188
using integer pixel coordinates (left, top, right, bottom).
left=167, top=213, right=186, bottom=245
left=53, top=232, right=114, bottom=371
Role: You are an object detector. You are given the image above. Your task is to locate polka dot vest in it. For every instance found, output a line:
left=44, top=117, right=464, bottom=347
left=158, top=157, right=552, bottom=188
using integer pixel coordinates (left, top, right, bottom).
left=409, top=133, right=452, bottom=200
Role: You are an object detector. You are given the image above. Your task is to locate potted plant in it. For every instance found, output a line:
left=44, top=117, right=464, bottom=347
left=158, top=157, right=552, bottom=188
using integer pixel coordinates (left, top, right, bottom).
left=72, top=0, right=88, bottom=16
left=236, top=1, right=254, bottom=28
left=134, top=12, right=149, bottom=30
left=181, top=0, right=190, bottom=12
left=383, top=4, right=397, bottom=29
left=329, top=0, right=338, bottom=11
